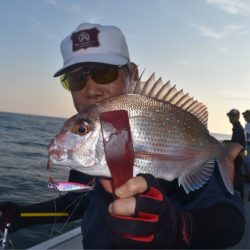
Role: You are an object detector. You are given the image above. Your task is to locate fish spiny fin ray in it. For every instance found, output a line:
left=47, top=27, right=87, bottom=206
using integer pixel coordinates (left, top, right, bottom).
left=128, top=73, right=208, bottom=127
left=133, top=70, right=145, bottom=94
left=178, top=160, right=215, bottom=193
left=155, top=80, right=171, bottom=99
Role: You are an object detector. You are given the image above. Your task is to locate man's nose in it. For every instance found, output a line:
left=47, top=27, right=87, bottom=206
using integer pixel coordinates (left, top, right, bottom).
left=84, top=76, right=104, bottom=97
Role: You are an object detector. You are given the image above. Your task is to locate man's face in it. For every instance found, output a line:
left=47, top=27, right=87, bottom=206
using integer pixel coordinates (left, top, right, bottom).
left=228, top=115, right=239, bottom=124
left=61, top=63, right=137, bottom=193
left=66, top=64, right=131, bottom=112
left=243, top=114, right=250, bottom=122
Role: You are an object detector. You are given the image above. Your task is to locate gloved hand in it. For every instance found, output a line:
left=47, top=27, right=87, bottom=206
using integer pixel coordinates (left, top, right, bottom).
left=108, top=174, right=192, bottom=249
left=0, top=202, right=21, bottom=233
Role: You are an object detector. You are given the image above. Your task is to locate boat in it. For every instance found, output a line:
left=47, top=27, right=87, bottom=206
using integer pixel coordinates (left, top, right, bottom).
left=26, top=183, right=250, bottom=250
left=1, top=183, right=248, bottom=249
left=27, top=227, right=82, bottom=250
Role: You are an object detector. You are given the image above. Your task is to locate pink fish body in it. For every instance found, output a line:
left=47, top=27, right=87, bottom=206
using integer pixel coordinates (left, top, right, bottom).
left=48, top=74, right=242, bottom=194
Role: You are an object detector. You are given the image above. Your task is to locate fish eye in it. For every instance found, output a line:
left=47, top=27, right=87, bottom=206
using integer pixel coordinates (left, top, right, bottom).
left=73, top=121, right=92, bottom=136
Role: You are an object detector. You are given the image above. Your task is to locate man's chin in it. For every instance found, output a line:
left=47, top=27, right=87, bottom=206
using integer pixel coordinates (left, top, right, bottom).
left=99, top=177, right=113, bottom=193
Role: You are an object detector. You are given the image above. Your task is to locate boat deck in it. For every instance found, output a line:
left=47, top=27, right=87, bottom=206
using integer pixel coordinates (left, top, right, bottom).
left=28, top=227, right=82, bottom=250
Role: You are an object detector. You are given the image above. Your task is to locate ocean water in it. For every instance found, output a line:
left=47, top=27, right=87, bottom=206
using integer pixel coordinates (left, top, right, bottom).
left=0, top=111, right=230, bottom=249
left=0, top=112, right=80, bottom=249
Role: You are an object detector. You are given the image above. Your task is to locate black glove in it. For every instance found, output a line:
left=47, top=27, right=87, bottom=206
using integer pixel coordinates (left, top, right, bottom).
left=0, top=202, right=21, bottom=233
left=108, top=174, right=192, bottom=249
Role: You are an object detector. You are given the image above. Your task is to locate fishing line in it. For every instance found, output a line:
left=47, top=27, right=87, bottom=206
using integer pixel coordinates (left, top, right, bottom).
left=45, top=188, right=89, bottom=249
left=54, top=192, right=87, bottom=233
left=45, top=156, right=94, bottom=248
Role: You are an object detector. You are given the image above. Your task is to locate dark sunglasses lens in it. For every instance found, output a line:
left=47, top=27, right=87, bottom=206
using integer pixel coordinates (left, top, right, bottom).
left=92, top=67, right=119, bottom=84
left=60, top=73, right=87, bottom=91
left=60, top=66, right=120, bottom=91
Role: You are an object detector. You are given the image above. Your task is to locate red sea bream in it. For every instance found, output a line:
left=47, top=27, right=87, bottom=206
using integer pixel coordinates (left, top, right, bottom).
left=48, top=74, right=242, bottom=194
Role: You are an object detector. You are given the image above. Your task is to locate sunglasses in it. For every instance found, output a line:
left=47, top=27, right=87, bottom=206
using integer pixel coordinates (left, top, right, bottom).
left=60, top=64, right=128, bottom=91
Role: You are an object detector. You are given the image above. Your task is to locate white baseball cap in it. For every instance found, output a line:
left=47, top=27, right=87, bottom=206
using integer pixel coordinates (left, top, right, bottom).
left=54, top=23, right=130, bottom=77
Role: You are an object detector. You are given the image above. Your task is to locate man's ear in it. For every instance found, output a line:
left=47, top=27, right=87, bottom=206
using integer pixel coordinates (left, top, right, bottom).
left=129, top=62, right=139, bottom=81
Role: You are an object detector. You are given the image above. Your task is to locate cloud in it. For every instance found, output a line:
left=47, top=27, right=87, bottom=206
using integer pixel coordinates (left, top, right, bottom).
left=206, top=0, right=250, bottom=15
left=192, top=23, right=249, bottom=39
left=45, top=0, right=82, bottom=14
left=196, top=25, right=226, bottom=39
left=44, top=0, right=101, bottom=22
left=225, top=24, right=249, bottom=35
left=226, top=24, right=242, bottom=30
left=30, top=18, right=55, bottom=39
left=45, top=0, right=58, bottom=6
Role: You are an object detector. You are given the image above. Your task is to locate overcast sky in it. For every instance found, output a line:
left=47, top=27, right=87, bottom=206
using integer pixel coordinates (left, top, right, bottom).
left=1, top=0, right=250, bottom=134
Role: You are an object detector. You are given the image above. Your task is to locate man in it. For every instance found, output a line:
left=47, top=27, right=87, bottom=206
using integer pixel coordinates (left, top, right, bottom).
left=227, top=109, right=245, bottom=198
left=0, top=23, right=245, bottom=249
left=243, top=110, right=250, bottom=182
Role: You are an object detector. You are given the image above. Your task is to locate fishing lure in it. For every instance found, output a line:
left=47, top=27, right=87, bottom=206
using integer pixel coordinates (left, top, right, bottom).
left=48, top=178, right=95, bottom=192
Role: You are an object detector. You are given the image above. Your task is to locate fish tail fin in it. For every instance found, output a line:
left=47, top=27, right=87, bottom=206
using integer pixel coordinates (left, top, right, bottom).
left=217, top=141, right=243, bottom=195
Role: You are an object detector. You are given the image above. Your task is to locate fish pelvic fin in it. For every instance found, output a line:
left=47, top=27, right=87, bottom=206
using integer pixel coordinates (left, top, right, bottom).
left=217, top=141, right=243, bottom=195
left=127, top=72, right=208, bottom=127
left=178, top=160, right=215, bottom=194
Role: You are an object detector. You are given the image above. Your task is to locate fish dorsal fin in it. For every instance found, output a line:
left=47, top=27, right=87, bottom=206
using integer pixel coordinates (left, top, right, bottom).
left=127, top=73, right=208, bottom=127
left=178, top=160, right=215, bottom=193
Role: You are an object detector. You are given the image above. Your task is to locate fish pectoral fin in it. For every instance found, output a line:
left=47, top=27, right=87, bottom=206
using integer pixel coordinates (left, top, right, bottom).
left=178, top=160, right=215, bottom=194
left=217, top=141, right=243, bottom=195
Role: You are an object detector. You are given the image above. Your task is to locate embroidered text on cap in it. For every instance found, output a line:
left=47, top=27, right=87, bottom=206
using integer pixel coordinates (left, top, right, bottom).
left=71, top=28, right=100, bottom=51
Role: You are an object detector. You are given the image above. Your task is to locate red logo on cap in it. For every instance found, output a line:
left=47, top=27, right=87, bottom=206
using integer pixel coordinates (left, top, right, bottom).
left=71, top=28, right=100, bottom=51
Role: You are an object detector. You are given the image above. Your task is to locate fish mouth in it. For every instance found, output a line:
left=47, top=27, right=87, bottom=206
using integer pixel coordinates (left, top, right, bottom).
left=48, top=148, right=98, bottom=169
left=49, top=148, right=70, bottom=163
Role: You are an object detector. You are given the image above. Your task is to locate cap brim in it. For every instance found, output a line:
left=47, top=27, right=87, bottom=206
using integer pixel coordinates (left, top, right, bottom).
left=54, top=53, right=129, bottom=77
left=227, top=113, right=238, bottom=117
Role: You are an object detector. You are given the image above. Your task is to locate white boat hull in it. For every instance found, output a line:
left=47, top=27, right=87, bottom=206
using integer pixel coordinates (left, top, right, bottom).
left=27, top=227, right=82, bottom=250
